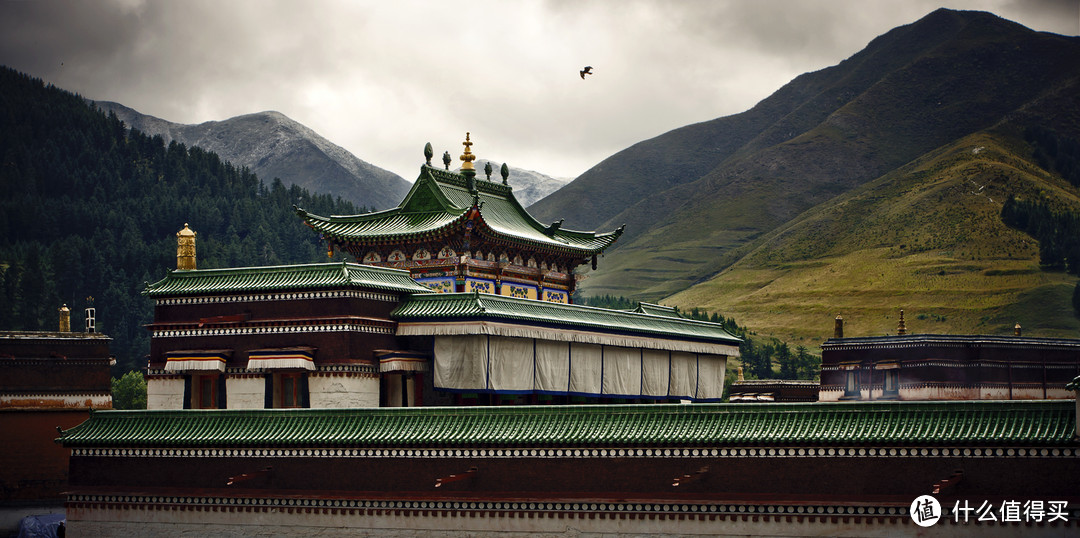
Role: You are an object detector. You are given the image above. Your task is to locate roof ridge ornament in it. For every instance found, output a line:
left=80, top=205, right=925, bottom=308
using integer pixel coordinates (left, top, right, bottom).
left=460, top=132, right=478, bottom=193
left=424, top=142, right=433, bottom=166
left=177, top=223, right=197, bottom=270
left=460, top=132, right=476, bottom=172
left=500, top=163, right=509, bottom=185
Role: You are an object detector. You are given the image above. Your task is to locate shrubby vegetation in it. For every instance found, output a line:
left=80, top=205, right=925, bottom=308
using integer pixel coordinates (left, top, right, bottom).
left=1026, top=126, right=1080, bottom=190
left=111, top=370, right=147, bottom=410
left=1000, top=195, right=1080, bottom=274
left=0, top=67, right=362, bottom=373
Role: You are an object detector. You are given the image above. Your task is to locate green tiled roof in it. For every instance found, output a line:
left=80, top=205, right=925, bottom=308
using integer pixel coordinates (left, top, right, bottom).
left=144, top=262, right=433, bottom=297
left=391, top=292, right=741, bottom=345
left=631, top=303, right=683, bottom=318
left=57, top=400, right=1076, bottom=448
left=297, top=166, right=623, bottom=255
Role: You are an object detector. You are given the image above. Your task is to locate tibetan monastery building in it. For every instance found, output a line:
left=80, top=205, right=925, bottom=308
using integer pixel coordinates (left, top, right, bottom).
left=296, top=134, right=623, bottom=304
left=143, top=136, right=740, bottom=410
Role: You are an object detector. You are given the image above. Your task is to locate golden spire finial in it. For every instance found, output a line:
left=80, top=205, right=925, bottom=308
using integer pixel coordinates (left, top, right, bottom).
left=58, top=304, right=71, bottom=332
left=897, top=309, right=907, bottom=336
left=177, top=223, right=197, bottom=270
left=460, top=132, right=476, bottom=171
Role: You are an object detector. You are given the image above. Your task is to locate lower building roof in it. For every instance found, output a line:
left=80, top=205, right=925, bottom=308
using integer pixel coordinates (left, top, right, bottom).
left=57, top=400, right=1075, bottom=449
left=392, top=292, right=742, bottom=352
left=143, top=261, right=433, bottom=297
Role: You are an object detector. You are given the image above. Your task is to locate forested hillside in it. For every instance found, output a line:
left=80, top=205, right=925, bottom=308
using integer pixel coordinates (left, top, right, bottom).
left=0, top=66, right=360, bottom=372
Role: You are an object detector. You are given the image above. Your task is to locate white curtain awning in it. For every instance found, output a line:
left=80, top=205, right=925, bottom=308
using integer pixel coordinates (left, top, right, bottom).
left=164, top=350, right=230, bottom=373
left=247, top=348, right=316, bottom=371
left=432, top=335, right=731, bottom=401
left=377, top=351, right=430, bottom=373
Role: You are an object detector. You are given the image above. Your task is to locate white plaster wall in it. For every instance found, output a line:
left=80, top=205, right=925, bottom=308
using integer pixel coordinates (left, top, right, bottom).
left=818, top=389, right=841, bottom=402
left=0, top=393, right=111, bottom=408
left=226, top=377, right=265, bottom=409
left=146, top=378, right=185, bottom=410
left=308, top=374, right=380, bottom=408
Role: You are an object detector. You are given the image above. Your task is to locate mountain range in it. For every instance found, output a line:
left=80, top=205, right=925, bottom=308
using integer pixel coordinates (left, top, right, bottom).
left=528, top=8, right=1080, bottom=342
left=93, top=104, right=572, bottom=210
left=93, top=102, right=411, bottom=210
left=465, top=160, right=571, bottom=207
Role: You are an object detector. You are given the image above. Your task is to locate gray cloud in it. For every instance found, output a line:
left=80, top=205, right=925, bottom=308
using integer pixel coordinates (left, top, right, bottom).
left=1, top=0, right=1074, bottom=180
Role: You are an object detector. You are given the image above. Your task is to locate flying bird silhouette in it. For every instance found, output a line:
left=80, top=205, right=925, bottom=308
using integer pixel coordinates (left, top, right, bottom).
left=579, top=66, right=593, bottom=79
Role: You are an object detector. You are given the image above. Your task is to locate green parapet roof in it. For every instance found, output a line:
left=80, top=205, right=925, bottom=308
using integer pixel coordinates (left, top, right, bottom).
left=297, top=165, right=623, bottom=256
left=57, top=400, right=1076, bottom=449
left=631, top=303, right=683, bottom=318
left=143, top=262, right=434, bottom=297
left=391, top=292, right=741, bottom=346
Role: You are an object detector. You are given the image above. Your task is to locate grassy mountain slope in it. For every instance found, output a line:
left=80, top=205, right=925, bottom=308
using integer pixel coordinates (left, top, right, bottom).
left=569, top=9, right=1080, bottom=304
left=667, top=123, right=1080, bottom=343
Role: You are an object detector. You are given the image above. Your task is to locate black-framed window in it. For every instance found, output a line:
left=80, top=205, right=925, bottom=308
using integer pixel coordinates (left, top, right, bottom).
left=843, top=369, right=861, bottom=399
left=265, top=372, right=309, bottom=409
left=883, top=369, right=900, bottom=396
left=185, top=373, right=225, bottom=409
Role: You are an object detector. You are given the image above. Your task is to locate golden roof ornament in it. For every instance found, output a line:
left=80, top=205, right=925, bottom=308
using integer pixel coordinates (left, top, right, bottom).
left=58, top=304, right=71, bottom=332
left=177, top=223, right=197, bottom=270
left=897, top=309, right=907, bottom=336
left=460, top=132, right=476, bottom=172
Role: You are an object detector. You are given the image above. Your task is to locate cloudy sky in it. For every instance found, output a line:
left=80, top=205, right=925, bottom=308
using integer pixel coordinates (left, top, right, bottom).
left=1, top=0, right=1077, bottom=180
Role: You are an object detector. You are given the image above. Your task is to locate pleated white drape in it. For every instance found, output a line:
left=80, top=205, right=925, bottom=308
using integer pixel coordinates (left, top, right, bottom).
left=431, top=335, right=728, bottom=401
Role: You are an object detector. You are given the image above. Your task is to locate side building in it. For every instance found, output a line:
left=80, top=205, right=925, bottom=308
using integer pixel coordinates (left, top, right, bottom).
left=0, top=308, right=112, bottom=531
left=820, top=314, right=1080, bottom=401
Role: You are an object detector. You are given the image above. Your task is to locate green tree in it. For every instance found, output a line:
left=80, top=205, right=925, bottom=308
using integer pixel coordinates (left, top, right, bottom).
left=111, top=370, right=147, bottom=409
left=794, top=346, right=820, bottom=380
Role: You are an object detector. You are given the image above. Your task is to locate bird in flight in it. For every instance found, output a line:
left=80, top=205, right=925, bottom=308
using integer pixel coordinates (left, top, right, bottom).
left=580, top=66, right=593, bottom=79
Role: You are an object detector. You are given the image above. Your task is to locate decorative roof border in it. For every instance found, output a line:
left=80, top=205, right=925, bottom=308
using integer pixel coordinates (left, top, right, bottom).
left=57, top=400, right=1076, bottom=449
left=823, top=334, right=1080, bottom=351
left=150, top=320, right=394, bottom=338
left=65, top=492, right=939, bottom=523
left=70, top=444, right=1079, bottom=460
left=154, top=289, right=399, bottom=306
